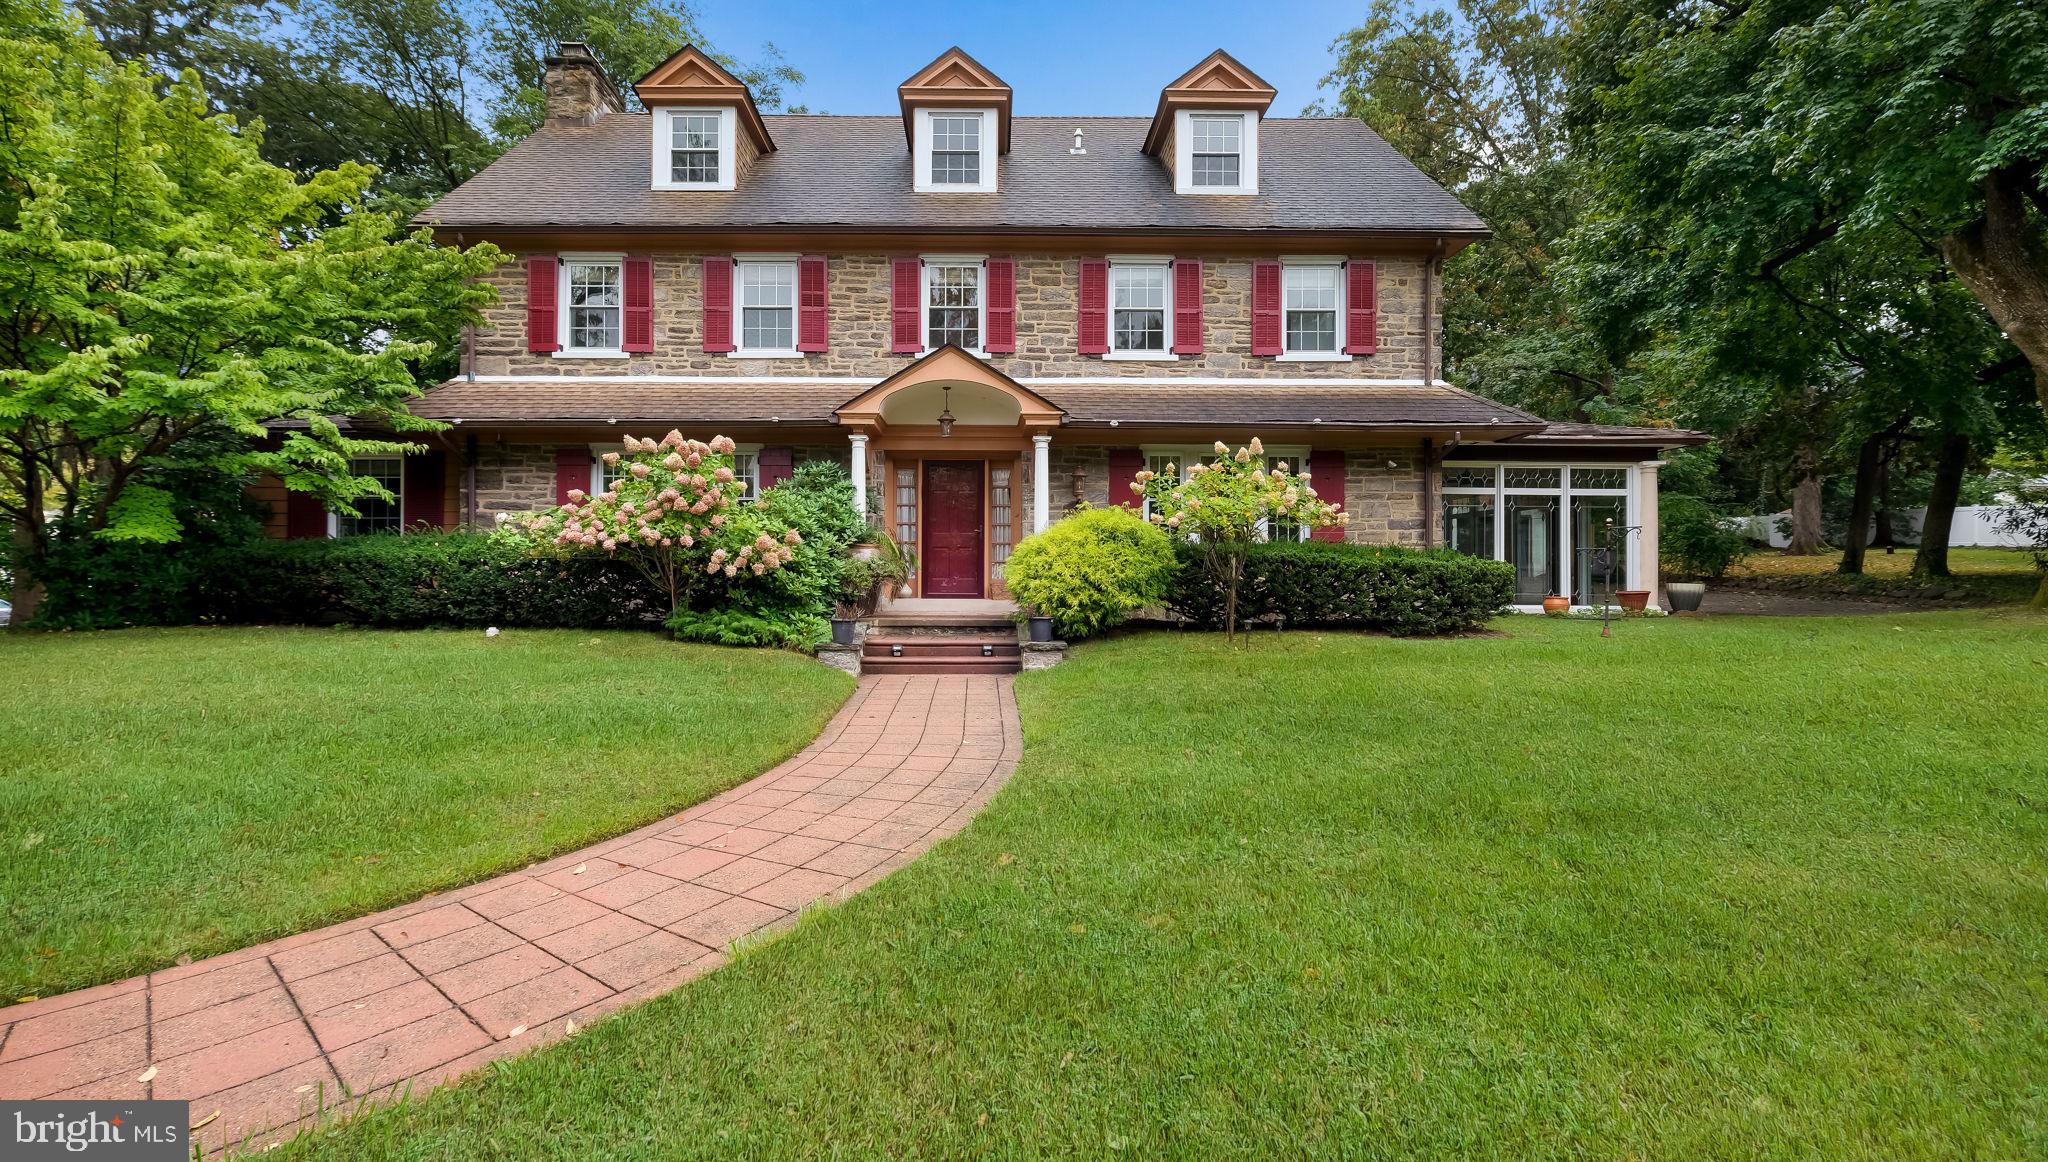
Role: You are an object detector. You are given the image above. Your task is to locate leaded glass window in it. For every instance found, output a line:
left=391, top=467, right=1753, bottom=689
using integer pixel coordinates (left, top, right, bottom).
left=895, top=465, right=917, bottom=553
left=1283, top=264, right=1339, bottom=353
left=1189, top=114, right=1242, bottom=187
left=1571, top=467, right=1629, bottom=491
left=1442, top=466, right=1497, bottom=490
left=1503, top=467, right=1562, bottom=490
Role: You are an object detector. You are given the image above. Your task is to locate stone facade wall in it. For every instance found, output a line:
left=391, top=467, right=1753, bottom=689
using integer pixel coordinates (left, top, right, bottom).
left=473, top=253, right=1432, bottom=381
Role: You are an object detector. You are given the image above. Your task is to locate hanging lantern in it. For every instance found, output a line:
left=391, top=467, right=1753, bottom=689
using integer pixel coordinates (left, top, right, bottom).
left=938, top=385, right=955, bottom=438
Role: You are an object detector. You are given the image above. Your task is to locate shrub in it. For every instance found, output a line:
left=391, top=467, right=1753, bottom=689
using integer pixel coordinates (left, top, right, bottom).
left=1168, top=540, right=1513, bottom=636
left=667, top=607, right=828, bottom=649
left=194, top=533, right=665, bottom=628
left=1661, top=493, right=1753, bottom=579
left=1004, top=506, right=1177, bottom=639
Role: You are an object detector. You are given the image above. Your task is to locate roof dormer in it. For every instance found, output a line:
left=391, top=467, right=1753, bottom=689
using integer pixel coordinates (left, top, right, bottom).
left=634, top=45, right=776, bottom=191
left=898, top=47, right=1011, bottom=194
left=1143, top=50, right=1277, bottom=196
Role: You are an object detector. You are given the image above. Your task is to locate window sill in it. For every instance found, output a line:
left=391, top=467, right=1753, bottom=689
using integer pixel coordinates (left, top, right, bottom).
left=1275, top=352, right=1352, bottom=363
left=1102, top=351, right=1179, bottom=362
left=920, top=348, right=988, bottom=359
left=554, top=349, right=630, bottom=360
left=728, top=350, right=806, bottom=360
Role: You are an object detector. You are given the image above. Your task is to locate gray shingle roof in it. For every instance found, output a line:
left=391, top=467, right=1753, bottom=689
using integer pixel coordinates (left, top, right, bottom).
left=416, top=115, right=1488, bottom=236
left=410, top=378, right=1539, bottom=430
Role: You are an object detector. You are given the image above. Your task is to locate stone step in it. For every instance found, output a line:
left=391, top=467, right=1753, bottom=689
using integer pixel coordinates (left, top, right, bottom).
left=863, top=636, right=1021, bottom=659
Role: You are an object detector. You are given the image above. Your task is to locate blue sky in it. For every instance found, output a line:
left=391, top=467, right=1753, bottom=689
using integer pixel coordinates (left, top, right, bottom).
left=692, top=0, right=1378, bottom=117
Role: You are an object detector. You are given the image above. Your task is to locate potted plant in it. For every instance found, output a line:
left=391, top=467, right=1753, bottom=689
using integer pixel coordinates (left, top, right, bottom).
left=1617, top=589, right=1651, bottom=612
left=829, top=605, right=859, bottom=646
left=1542, top=594, right=1570, bottom=616
left=1026, top=608, right=1056, bottom=642
left=872, top=526, right=917, bottom=598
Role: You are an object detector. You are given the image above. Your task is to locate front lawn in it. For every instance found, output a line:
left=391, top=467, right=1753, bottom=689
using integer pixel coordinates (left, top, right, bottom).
left=289, top=611, right=2048, bottom=1158
left=0, top=627, right=852, bottom=998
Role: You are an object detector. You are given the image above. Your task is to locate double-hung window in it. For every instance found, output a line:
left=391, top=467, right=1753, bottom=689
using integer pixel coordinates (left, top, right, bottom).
left=930, top=114, right=982, bottom=185
left=652, top=107, right=734, bottom=190
left=735, top=260, right=797, bottom=355
left=926, top=260, right=983, bottom=351
left=1110, top=261, right=1170, bottom=356
left=339, top=457, right=403, bottom=536
left=1282, top=263, right=1341, bottom=356
left=562, top=257, right=624, bottom=355
left=1189, top=115, right=1242, bottom=188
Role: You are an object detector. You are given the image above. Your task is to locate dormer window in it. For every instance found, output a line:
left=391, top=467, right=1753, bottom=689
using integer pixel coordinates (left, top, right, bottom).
left=651, top=107, right=734, bottom=190
left=913, top=109, right=998, bottom=193
left=1188, top=115, right=1242, bottom=187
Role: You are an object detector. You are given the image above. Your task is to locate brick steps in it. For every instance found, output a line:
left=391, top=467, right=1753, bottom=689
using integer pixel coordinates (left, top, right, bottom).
left=859, top=629, right=1022, bottom=675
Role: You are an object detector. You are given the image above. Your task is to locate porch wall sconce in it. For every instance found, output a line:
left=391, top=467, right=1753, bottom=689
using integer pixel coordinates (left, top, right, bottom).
left=937, top=385, right=955, bottom=438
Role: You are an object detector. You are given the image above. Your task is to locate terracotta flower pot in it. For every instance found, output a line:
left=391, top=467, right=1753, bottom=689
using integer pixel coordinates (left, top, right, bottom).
left=1542, top=595, right=1570, bottom=615
left=1617, top=589, right=1651, bottom=612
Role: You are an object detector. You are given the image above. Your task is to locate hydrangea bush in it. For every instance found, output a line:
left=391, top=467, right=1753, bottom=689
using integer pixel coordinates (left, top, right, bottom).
left=511, top=432, right=805, bottom=630
left=1134, top=438, right=1347, bottom=641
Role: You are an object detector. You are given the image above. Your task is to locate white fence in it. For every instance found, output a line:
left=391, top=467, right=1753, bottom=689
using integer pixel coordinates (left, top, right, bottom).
left=1732, top=506, right=2030, bottom=550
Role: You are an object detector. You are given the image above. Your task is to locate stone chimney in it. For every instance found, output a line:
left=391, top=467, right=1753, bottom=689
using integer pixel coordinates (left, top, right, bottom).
left=542, top=42, right=622, bottom=127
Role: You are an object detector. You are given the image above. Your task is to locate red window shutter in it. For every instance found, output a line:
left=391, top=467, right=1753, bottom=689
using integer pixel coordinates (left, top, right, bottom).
left=1346, top=260, right=1378, bottom=354
left=758, top=446, right=795, bottom=490
left=1106, top=447, right=1144, bottom=508
left=622, top=256, right=654, bottom=353
left=1309, top=450, right=1346, bottom=543
left=526, top=255, right=559, bottom=353
left=701, top=257, right=734, bottom=353
left=1172, top=259, right=1204, bottom=355
left=555, top=447, right=593, bottom=505
left=402, top=451, right=448, bottom=530
left=284, top=490, right=327, bottom=539
left=1251, top=260, right=1282, bottom=356
left=985, top=257, right=1016, bottom=353
left=891, top=257, right=922, bottom=353
left=1078, top=259, right=1109, bottom=355
left=796, top=256, right=828, bottom=352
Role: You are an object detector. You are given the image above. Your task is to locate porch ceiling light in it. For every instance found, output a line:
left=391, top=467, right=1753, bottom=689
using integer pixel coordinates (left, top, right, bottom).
left=938, top=385, right=955, bottom=438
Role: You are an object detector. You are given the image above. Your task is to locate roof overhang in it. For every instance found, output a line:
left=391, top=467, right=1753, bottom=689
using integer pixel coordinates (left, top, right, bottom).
left=897, top=47, right=1013, bottom=153
left=1143, top=49, right=1278, bottom=156
left=633, top=45, right=776, bottom=154
left=836, top=345, right=1062, bottom=430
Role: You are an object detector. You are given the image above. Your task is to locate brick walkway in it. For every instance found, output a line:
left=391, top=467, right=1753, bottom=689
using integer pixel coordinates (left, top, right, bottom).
left=0, top=675, right=1019, bottom=1156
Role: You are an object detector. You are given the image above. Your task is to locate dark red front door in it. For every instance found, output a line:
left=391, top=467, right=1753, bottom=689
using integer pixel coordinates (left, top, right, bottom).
left=923, top=460, right=984, bottom=597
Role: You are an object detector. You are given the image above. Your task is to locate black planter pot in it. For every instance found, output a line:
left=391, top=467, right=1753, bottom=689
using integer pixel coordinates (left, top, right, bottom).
left=830, top=618, right=856, bottom=646
left=1665, top=582, right=1707, bottom=613
left=1028, top=616, right=1055, bottom=643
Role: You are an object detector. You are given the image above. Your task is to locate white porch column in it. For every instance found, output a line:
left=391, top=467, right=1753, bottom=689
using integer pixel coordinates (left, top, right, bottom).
left=1637, top=459, right=1664, bottom=606
left=849, top=432, right=870, bottom=519
left=1032, top=434, right=1052, bottom=534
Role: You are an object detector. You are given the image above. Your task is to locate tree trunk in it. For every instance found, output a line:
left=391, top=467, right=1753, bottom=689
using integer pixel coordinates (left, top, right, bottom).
left=1839, top=432, right=1884, bottom=574
left=1912, top=433, right=1969, bottom=578
left=9, top=514, right=43, bottom=629
left=1939, top=168, right=2048, bottom=417
left=1784, top=446, right=1828, bottom=555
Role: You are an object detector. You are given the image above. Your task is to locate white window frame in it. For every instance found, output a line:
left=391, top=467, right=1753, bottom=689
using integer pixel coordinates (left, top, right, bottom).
left=651, top=106, right=736, bottom=191
left=730, top=254, right=801, bottom=359
left=557, top=252, right=627, bottom=359
left=330, top=456, right=404, bottom=537
left=1105, top=256, right=1176, bottom=362
left=591, top=442, right=762, bottom=500
left=1138, top=444, right=1309, bottom=540
left=1278, top=257, right=1349, bottom=363
left=913, top=108, right=998, bottom=193
left=920, top=255, right=986, bottom=355
left=1174, top=109, right=1258, bottom=196
left=1440, top=462, right=1642, bottom=610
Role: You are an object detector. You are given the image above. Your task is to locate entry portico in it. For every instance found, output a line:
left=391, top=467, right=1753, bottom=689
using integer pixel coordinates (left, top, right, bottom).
left=835, top=346, right=1065, bottom=599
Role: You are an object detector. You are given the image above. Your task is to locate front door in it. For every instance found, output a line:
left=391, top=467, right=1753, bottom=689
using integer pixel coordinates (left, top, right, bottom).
left=923, top=460, right=984, bottom=597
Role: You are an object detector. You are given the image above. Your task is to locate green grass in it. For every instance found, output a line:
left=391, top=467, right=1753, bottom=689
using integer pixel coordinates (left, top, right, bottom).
left=0, top=627, right=852, bottom=998
left=284, top=610, right=2048, bottom=1159
left=1725, top=546, right=2042, bottom=603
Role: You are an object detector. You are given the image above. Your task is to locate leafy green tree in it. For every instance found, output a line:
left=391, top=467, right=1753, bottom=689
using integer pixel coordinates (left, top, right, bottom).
left=0, top=2, right=502, bottom=621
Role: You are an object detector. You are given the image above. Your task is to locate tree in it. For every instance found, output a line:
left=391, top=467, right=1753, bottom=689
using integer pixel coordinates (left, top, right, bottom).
left=508, top=432, right=804, bottom=626
left=1135, top=439, right=1346, bottom=643
left=0, top=3, right=502, bottom=621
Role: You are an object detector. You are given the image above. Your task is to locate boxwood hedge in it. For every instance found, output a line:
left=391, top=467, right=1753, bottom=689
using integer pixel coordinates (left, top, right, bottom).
left=1168, top=540, right=1513, bottom=636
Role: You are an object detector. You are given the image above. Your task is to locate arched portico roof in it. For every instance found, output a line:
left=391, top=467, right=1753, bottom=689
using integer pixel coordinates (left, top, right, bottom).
left=836, top=345, right=1065, bottom=430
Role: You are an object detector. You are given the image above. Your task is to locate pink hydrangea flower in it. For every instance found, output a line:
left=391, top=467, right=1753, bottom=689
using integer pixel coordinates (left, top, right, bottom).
left=601, top=452, right=619, bottom=465
left=724, top=565, right=738, bottom=577
left=710, top=513, right=725, bottom=526
left=783, top=528, right=801, bottom=545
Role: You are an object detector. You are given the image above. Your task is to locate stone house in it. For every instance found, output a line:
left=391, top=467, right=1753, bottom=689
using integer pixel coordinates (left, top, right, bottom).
left=276, top=44, right=1704, bottom=609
